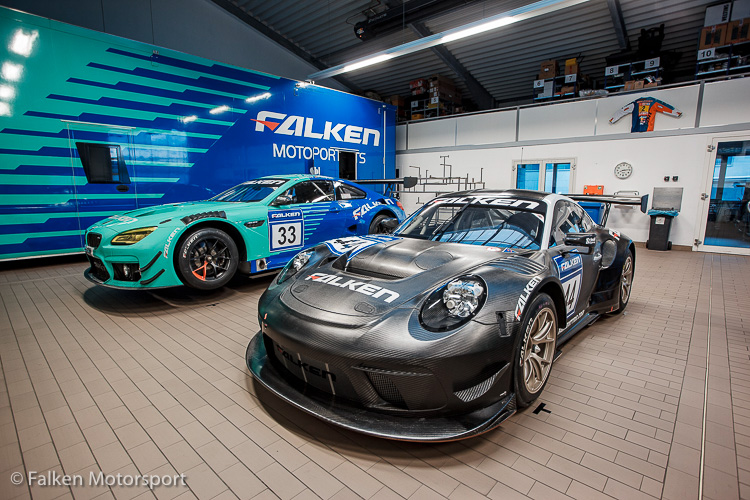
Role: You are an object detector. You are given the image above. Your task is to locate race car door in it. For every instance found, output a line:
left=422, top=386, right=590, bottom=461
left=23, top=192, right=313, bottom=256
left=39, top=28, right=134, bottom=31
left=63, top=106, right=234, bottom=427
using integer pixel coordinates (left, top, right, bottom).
left=334, top=181, right=371, bottom=233
left=548, top=200, right=599, bottom=323
left=270, top=180, right=347, bottom=254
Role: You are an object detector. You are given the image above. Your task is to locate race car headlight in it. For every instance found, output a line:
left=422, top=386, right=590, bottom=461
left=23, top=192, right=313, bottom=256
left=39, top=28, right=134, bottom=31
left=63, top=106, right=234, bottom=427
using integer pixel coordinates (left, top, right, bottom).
left=111, top=227, right=157, bottom=245
left=420, top=276, right=486, bottom=332
left=277, top=250, right=314, bottom=284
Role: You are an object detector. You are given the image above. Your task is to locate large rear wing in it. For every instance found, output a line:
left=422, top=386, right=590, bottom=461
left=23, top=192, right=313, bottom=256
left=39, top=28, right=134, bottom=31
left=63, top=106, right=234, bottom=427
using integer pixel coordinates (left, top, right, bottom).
left=566, top=193, right=649, bottom=226
left=354, top=177, right=418, bottom=196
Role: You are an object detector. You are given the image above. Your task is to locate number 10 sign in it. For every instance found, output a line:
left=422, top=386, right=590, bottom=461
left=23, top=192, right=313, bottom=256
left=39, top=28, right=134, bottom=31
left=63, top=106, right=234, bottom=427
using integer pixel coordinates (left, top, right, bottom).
left=269, top=210, right=304, bottom=252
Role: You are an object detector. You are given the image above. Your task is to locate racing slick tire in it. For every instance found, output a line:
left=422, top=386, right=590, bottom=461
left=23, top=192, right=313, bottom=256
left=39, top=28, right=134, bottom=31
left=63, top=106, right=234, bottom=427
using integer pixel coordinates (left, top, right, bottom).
left=177, top=227, right=239, bottom=290
left=514, top=293, right=558, bottom=408
left=368, top=214, right=391, bottom=234
left=610, top=250, right=634, bottom=315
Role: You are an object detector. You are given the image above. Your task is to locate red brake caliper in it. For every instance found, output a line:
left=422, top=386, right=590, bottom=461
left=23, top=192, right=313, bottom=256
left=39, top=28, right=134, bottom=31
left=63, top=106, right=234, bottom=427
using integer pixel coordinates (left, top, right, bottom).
left=192, top=261, right=208, bottom=280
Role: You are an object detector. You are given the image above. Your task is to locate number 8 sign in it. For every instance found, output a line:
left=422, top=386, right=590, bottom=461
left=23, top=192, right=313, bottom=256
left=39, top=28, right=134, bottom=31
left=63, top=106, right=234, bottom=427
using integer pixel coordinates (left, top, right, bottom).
left=269, top=210, right=304, bottom=252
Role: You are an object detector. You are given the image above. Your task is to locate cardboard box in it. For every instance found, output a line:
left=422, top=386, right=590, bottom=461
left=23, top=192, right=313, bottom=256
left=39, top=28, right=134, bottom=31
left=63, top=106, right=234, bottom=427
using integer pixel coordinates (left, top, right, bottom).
left=539, top=59, right=557, bottom=79
left=623, top=80, right=636, bottom=91
left=410, top=113, right=423, bottom=120
left=390, top=95, right=406, bottom=107
left=644, top=81, right=659, bottom=88
left=732, top=0, right=750, bottom=20
left=700, top=24, right=728, bottom=48
left=705, top=3, right=732, bottom=26
left=728, top=18, right=750, bottom=42
left=561, top=85, right=576, bottom=95
left=564, top=58, right=578, bottom=75
left=409, top=78, right=426, bottom=89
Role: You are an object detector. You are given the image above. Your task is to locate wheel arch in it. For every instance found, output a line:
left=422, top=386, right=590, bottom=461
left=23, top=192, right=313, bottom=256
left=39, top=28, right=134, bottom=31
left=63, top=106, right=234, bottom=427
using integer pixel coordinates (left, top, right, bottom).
left=538, top=280, right=567, bottom=330
left=172, top=220, right=248, bottom=270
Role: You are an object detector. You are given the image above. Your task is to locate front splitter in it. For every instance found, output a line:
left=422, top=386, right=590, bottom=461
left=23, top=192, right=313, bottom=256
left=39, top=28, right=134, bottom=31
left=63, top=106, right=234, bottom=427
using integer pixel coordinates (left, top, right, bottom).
left=245, top=331, right=516, bottom=442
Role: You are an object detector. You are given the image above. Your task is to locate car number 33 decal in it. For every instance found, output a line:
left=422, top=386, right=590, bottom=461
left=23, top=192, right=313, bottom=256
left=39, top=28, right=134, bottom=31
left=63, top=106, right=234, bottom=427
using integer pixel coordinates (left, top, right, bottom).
left=553, top=254, right=583, bottom=318
left=269, top=210, right=304, bottom=252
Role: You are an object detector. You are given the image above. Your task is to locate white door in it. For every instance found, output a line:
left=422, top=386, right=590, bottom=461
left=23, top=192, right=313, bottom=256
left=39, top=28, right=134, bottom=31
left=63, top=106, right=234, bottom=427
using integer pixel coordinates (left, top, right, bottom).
left=695, top=137, right=750, bottom=255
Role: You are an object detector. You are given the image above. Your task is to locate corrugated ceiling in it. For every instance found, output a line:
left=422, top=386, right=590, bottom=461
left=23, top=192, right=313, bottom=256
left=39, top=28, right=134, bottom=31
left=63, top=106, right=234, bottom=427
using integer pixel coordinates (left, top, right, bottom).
left=227, top=0, right=718, bottom=108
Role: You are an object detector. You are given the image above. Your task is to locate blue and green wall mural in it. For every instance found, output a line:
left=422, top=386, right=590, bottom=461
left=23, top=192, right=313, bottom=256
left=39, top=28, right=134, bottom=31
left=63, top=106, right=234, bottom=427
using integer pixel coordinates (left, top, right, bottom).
left=0, top=6, right=395, bottom=260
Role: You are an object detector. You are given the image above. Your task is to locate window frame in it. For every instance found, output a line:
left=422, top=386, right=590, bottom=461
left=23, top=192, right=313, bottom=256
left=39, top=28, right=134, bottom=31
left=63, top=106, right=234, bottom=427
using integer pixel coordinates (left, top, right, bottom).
left=512, top=157, right=577, bottom=193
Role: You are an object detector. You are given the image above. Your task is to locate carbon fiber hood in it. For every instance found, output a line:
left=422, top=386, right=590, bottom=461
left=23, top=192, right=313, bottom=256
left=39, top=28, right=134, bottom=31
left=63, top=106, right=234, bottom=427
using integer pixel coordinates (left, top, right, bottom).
left=289, top=237, right=528, bottom=316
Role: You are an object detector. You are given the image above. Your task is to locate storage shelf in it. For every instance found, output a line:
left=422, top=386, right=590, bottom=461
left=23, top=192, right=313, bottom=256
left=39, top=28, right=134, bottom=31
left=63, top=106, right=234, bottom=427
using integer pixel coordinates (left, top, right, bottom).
left=630, top=68, right=661, bottom=76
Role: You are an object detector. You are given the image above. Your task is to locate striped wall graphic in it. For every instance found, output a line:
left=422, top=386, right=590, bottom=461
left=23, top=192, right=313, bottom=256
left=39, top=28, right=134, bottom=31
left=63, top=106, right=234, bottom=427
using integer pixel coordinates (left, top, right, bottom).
left=0, top=7, right=396, bottom=260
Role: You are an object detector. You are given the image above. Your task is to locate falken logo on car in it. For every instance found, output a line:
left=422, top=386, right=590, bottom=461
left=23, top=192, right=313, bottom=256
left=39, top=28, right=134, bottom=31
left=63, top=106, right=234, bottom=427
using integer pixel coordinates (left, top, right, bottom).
left=275, top=344, right=336, bottom=382
left=353, top=202, right=379, bottom=219
left=163, top=228, right=180, bottom=258
left=305, top=273, right=400, bottom=303
left=558, top=255, right=582, bottom=272
left=270, top=210, right=303, bottom=220
left=433, top=196, right=541, bottom=210
left=515, top=276, right=543, bottom=320
left=251, top=111, right=381, bottom=146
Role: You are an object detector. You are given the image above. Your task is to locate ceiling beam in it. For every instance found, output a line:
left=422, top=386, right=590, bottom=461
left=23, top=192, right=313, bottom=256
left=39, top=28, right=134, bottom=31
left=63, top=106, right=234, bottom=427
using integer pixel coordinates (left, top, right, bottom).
left=408, top=21, right=495, bottom=110
left=209, top=0, right=360, bottom=91
left=607, top=0, right=630, bottom=50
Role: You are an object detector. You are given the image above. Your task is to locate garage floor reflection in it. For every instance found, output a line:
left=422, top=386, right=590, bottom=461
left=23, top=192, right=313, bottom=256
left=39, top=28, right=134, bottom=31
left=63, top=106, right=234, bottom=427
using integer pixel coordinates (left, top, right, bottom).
left=0, top=250, right=747, bottom=500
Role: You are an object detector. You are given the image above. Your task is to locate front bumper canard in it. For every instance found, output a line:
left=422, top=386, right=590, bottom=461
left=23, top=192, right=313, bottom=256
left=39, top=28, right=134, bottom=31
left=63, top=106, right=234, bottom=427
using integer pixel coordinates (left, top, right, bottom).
left=246, top=331, right=517, bottom=442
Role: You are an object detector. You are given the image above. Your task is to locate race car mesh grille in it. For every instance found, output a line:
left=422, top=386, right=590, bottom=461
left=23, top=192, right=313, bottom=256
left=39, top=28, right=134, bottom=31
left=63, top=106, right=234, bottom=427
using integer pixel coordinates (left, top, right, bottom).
left=487, top=256, right=545, bottom=275
left=88, top=257, right=110, bottom=282
left=365, top=372, right=407, bottom=409
left=87, top=232, right=102, bottom=248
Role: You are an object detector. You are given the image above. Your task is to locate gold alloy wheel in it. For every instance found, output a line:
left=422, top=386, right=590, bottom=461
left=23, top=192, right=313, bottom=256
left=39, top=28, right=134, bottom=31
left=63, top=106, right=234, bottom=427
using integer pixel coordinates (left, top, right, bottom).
left=621, top=254, right=633, bottom=305
left=523, top=306, right=557, bottom=394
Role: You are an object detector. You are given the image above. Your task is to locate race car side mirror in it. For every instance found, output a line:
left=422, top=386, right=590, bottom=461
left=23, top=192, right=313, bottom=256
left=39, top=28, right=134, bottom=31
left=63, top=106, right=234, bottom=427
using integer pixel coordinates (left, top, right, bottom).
left=381, top=218, right=400, bottom=232
left=563, top=232, right=596, bottom=254
left=272, top=195, right=293, bottom=206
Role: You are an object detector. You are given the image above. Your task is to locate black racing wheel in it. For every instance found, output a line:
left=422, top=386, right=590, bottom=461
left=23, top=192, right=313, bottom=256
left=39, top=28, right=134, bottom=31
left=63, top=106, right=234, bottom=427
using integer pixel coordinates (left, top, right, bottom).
left=368, top=214, right=391, bottom=234
left=177, top=227, right=238, bottom=290
left=610, top=250, right=634, bottom=315
left=514, top=293, right=558, bottom=408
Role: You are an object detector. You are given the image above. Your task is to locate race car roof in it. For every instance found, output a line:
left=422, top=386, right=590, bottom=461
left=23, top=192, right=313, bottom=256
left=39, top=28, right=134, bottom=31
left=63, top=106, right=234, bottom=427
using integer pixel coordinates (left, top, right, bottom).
left=435, top=189, right=549, bottom=202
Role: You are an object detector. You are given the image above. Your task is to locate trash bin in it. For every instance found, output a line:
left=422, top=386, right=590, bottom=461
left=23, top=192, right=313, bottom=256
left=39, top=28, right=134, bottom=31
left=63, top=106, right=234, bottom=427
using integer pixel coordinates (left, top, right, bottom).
left=579, top=202, right=605, bottom=225
left=646, top=209, right=678, bottom=250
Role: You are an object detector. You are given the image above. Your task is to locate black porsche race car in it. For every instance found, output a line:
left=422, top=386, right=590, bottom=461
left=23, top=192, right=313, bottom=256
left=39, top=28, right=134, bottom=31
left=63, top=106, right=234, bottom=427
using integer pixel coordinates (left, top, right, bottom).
left=246, top=190, right=643, bottom=441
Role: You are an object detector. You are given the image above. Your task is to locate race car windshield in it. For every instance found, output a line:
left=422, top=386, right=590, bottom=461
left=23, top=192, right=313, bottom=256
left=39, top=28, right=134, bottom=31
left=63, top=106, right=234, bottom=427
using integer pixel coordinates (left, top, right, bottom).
left=397, top=203, right=545, bottom=250
left=210, top=179, right=287, bottom=202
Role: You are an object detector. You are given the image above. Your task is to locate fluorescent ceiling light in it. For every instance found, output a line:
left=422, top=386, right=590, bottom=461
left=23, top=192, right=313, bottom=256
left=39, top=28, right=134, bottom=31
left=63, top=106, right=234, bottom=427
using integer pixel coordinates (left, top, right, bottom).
left=10, top=29, right=38, bottom=57
left=0, top=85, right=15, bottom=100
left=1, top=62, right=22, bottom=82
left=0, top=102, right=10, bottom=116
left=180, top=115, right=197, bottom=123
left=246, top=92, right=271, bottom=103
left=442, top=17, right=516, bottom=43
left=209, top=105, right=230, bottom=114
left=343, top=54, right=394, bottom=73
left=308, top=0, right=589, bottom=80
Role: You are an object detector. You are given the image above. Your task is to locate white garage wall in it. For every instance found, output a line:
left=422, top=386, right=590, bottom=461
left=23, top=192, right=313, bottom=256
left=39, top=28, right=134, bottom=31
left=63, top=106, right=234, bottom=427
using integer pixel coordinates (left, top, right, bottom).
left=397, top=79, right=750, bottom=248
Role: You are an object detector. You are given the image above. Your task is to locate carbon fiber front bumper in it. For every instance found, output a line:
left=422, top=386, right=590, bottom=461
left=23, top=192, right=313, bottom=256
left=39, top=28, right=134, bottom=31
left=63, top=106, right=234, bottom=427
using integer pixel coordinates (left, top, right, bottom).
left=246, top=331, right=517, bottom=442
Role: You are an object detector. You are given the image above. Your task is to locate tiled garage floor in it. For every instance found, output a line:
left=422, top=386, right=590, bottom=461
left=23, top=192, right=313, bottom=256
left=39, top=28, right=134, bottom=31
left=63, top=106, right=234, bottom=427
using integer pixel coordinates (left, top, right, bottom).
left=0, top=249, right=748, bottom=500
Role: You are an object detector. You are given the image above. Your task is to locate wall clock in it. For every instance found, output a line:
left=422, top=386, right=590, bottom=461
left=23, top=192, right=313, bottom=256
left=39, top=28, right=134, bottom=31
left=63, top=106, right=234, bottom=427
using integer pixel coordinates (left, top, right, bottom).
left=614, top=162, right=633, bottom=179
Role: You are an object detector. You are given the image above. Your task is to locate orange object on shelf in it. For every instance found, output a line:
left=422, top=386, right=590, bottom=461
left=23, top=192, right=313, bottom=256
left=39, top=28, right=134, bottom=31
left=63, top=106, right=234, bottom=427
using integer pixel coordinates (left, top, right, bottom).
left=583, top=185, right=604, bottom=195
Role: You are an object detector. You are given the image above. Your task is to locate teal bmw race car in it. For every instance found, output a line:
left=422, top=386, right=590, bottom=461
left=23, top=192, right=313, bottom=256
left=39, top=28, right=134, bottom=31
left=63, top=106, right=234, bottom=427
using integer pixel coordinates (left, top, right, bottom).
left=84, top=175, right=406, bottom=290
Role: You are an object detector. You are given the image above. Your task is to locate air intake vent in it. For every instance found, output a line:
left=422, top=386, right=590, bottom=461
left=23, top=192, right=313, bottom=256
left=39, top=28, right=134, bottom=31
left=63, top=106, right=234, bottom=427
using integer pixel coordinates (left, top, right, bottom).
left=487, top=255, right=545, bottom=275
left=87, top=232, right=102, bottom=248
left=366, top=372, right=406, bottom=409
